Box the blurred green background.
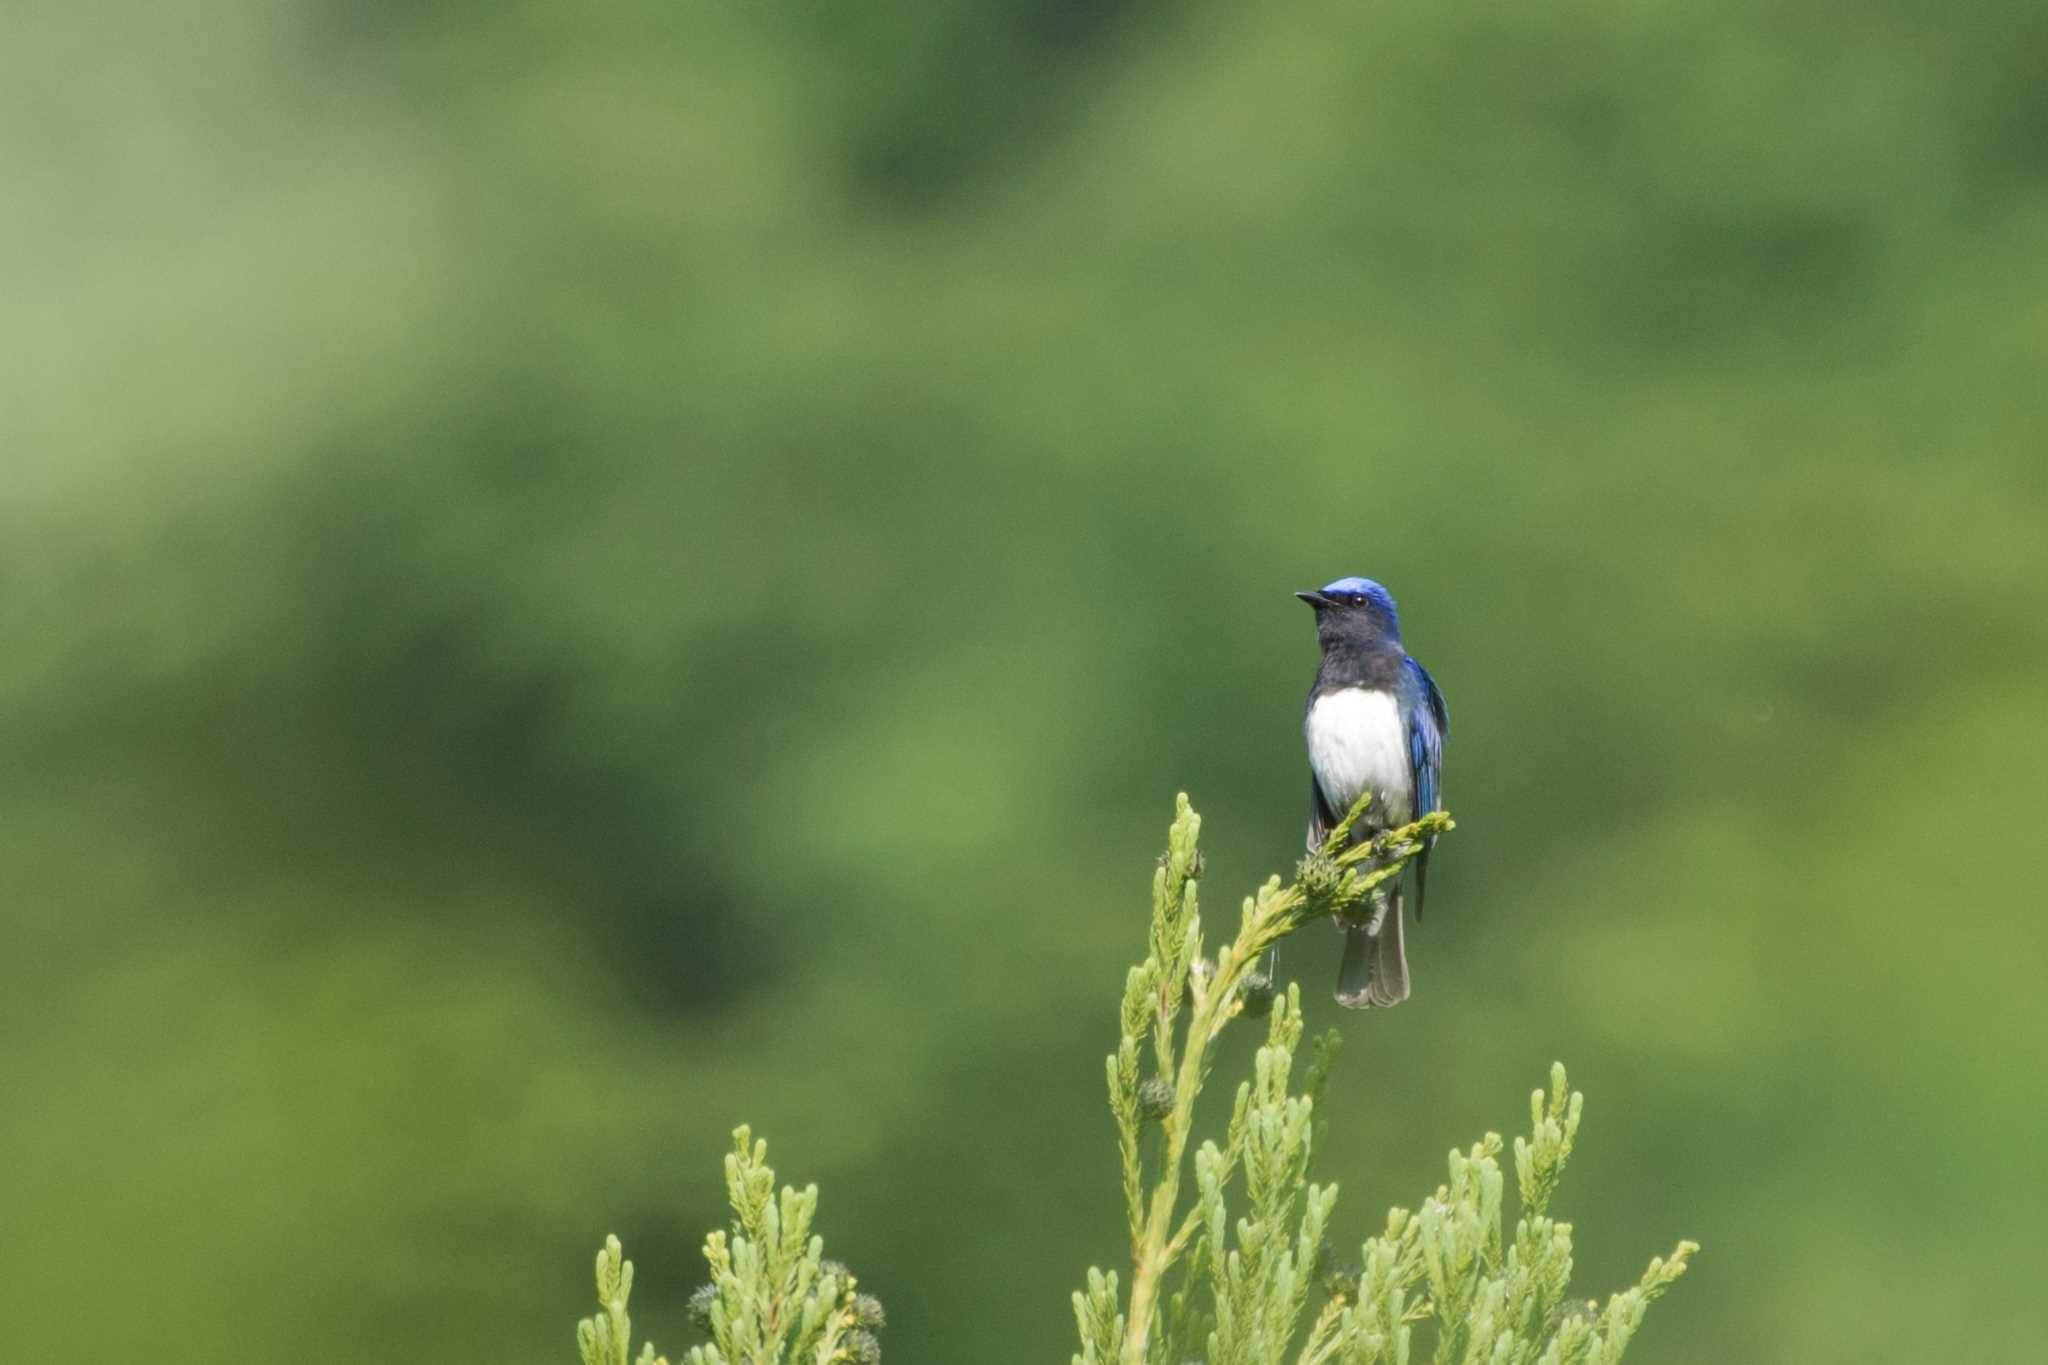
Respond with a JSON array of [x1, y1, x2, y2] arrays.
[[5, 0, 2045, 1360]]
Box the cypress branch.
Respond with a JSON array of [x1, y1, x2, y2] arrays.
[[1074, 793, 1693, 1365], [568, 792, 1695, 1365]]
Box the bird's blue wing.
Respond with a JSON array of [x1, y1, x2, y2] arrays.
[[1405, 657, 1447, 813], [1403, 656, 1449, 917]]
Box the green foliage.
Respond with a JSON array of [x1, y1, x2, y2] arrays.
[[1078, 794, 1695, 1365], [581, 1128, 879, 1365], [576, 1237, 656, 1365], [576, 793, 1691, 1365]]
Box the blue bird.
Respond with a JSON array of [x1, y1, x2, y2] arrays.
[[1295, 576, 1449, 1008]]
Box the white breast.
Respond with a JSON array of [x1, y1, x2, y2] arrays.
[[1305, 688, 1413, 825]]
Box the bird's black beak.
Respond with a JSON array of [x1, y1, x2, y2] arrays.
[[1295, 590, 1332, 608]]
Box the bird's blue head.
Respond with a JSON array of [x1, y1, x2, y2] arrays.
[[1296, 576, 1402, 646]]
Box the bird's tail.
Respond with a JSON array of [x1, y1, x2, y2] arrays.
[[1333, 886, 1411, 1009]]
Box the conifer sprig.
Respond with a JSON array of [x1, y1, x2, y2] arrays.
[[578, 1129, 882, 1365], [576, 1236, 661, 1365], [1099, 793, 1453, 1365], [1074, 793, 1696, 1365]]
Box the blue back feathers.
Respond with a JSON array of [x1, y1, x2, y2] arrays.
[[1403, 655, 1449, 817]]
